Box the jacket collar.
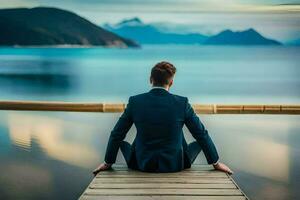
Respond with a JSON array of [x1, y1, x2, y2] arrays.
[[149, 87, 170, 95], [151, 86, 168, 91]]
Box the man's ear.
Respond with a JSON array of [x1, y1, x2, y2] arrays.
[[169, 79, 173, 87], [150, 77, 153, 84]]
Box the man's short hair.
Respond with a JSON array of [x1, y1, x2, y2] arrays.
[[151, 61, 176, 86]]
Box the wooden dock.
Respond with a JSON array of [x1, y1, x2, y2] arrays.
[[79, 165, 248, 200]]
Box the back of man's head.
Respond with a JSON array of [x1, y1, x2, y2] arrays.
[[150, 61, 176, 87]]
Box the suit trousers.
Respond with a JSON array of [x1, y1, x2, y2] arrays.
[[120, 138, 202, 170]]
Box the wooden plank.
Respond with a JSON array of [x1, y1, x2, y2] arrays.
[[104, 169, 220, 173], [93, 178, 232, 184], [99, 168, 220, 172], [109, 165, 215, 171], [96, 171, 228, 178], [79, 165, 248, 200], [98, 171, 226, 175], [83, 188, 243, 196], [96, 174, 227, 178], [1, 100, 299, 114], [107, 168, 217, 172], [80, 196, 247, 200], [89, 183, 237, 189], [100, 170, 220, 174]]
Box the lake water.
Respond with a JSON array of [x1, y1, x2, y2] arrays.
[[0, 45, 299, 200]]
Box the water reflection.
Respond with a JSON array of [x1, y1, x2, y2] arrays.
[[233, 137, 289, 182], [0, 59, 77, 96], [8, 113, 99, 168], [0, 112, 299, 200], [196, 115, 299, 200], [0, 136, 91, 200], [0, 46, 300, 199], [288, 128, 300, 199], [204, 116, 294, 182], [0, 74, 73, 91], [0, 160, 53, 199], [0, 46, 299, 103]]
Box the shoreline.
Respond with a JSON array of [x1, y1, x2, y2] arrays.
[[0, 43, 298, 49], [0, 44, 141, 49]]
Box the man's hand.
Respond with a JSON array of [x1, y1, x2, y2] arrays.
[[93, 163, 112, 176], [213, 162, 233, 174]]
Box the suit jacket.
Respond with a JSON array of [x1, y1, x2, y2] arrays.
[[104, 88, 219, 172]]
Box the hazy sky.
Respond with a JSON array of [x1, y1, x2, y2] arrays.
[[0, 0, 299, 42]]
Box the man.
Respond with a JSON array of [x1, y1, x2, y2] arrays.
[[93, 61, 232, 174]]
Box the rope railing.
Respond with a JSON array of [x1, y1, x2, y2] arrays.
[[0, 100, 299, 114]]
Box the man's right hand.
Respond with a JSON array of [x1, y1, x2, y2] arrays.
[[92, 163, 112, 176], [213, 162, 233, 174]]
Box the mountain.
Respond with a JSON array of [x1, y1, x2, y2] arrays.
[[204, 29, 282, 45], [104, 18, 208, 44], [0, 7, 139, 47], [116, 17, 144, 27], [105, 18, 282, 46]]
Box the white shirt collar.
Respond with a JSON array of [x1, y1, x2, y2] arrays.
[[151, 86, 168, 91]]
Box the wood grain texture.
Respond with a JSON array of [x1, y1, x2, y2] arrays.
[[79, 165, 249, 200], [95, 174, 228, 178], [93, 178, 232, 184], [83, 188, 243, 196], [80, 196, 247, 200], [0, 100, 299, 114], [89, 183, 237, 189]]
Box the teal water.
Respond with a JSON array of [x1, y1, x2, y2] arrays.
[[0, 45, 299, 103], [0, 45, 299, 200]]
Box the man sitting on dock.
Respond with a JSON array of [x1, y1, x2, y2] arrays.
[[93, 61, 232, 174]]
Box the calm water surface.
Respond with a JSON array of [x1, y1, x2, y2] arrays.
[[0, 45, 299, 200]]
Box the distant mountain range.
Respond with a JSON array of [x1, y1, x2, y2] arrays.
[[205, 29, 281, 45], [0, 7, 138, 47], [104, 17, 208, 44], [0, 8, 288, 47], [104, 18, 282, 45]]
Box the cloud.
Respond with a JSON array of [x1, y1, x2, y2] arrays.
[[0, 0, 299, 41], [1, 0, 300, 12], [0, 0, 36, 8]]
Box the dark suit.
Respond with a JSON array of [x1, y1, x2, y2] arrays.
[[104, 88, 219, 172]]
